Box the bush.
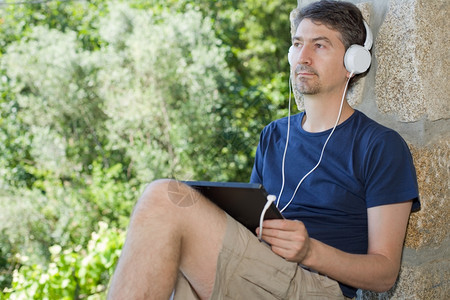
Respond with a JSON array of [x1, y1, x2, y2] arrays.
[[0, 0, 295, 295], [0, 162, 139, 292], [3, 222, 124, 299]]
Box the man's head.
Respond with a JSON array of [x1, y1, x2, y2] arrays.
[[290, 0, 370, 89]]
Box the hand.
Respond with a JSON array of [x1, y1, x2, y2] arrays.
[[256, 219, 311, 263]]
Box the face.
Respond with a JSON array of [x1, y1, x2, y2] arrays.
[[290, 19, 349, 96]]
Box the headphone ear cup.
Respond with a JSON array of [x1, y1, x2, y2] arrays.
[[288, 45, 294, 66], [344, 45, 371, 74]]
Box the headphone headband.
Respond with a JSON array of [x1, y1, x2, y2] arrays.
[[362, 21, 373, 51]]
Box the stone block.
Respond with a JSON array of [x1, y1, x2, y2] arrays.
[[375, 0, 450, 122], [405, 137, 449, 249], [360, 259, 450, 299]]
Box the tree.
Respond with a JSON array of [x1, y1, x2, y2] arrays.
[[0, 0, 297, 295]]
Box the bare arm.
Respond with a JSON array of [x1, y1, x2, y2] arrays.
[[257, 200, 413, 292]]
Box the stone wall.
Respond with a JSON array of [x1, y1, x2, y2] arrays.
[[296, 0, 449, 298]]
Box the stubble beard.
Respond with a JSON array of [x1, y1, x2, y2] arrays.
[[293, 65, 321, 95], [294, 77, 321, 95]]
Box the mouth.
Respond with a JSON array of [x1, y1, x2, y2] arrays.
[[297, 72, 315, 77], [294, 65, 318, 77]]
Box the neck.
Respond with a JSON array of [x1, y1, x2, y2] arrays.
[[302, 89, 354, 133]]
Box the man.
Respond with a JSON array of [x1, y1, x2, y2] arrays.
[[107, 1, 420, 299]]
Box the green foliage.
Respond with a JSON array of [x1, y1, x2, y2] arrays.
[[0, 0, 112, 189], [163, 0, 296, 179], [0, 71, 34, 189], [3, 25, 109, 176], [0, 163, 139, 292], [96, 4, 237, 181], [82, 162, 140, 229], [0, 0, 108, 54], [4, 222, 124, 299], [0, 0, 297, 296]]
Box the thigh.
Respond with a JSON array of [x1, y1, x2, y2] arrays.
[[166, 180, 228, 298], [132, 179, 228, 299]]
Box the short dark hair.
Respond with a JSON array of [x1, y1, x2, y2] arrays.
[[290, 0, 369, 85]]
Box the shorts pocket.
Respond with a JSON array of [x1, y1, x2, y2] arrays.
[[224, 239, 298, 299]]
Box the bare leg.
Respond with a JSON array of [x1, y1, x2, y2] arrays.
[[107, 179, 227, 300]]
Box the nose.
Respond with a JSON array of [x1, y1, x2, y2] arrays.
[[289, 45, 312, 68], [297, 45, 312, 65]]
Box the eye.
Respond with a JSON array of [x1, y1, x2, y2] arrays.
[[315, 43, 324, 49]]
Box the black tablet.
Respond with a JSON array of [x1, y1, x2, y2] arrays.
[[183, 181, 283, 233]]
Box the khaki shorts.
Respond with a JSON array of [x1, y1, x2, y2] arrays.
[[173, 214, 346, 300]]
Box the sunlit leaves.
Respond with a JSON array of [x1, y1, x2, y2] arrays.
[[5, 222, 124, 299], [0, 0, 295, 297]]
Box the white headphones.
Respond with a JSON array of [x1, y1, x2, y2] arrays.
[[288, 20, 373, 75]]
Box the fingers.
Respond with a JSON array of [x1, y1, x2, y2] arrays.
[[259, 219, 307, 236], [256, 219, 310, 262], [261, 219, 300, 230], [260, 227, 307, 249], [255, 219, 303, 243], [265, 231, 309, 262]]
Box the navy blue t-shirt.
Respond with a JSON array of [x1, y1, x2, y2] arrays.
[[250, 110, 420, 298]]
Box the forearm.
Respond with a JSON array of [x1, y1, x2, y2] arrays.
[[302, 238, 400, 292], [260, 203, 411, 292]]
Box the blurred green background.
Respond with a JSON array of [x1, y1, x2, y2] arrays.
[[0, 0, 295, 298]]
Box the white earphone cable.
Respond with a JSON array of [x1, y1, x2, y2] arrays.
[[278, 71, 354, 213], [275, 73, 293, 208], [258, 71, 354, 240], [258, 194, 276, 240]]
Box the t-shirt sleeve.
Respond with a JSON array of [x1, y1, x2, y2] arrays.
[[363, 131, 420, 210]]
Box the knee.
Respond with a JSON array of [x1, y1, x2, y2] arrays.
[[136, 179, 174, 209], [133, 179, 198, 217], [142, 178, 175, 199]]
